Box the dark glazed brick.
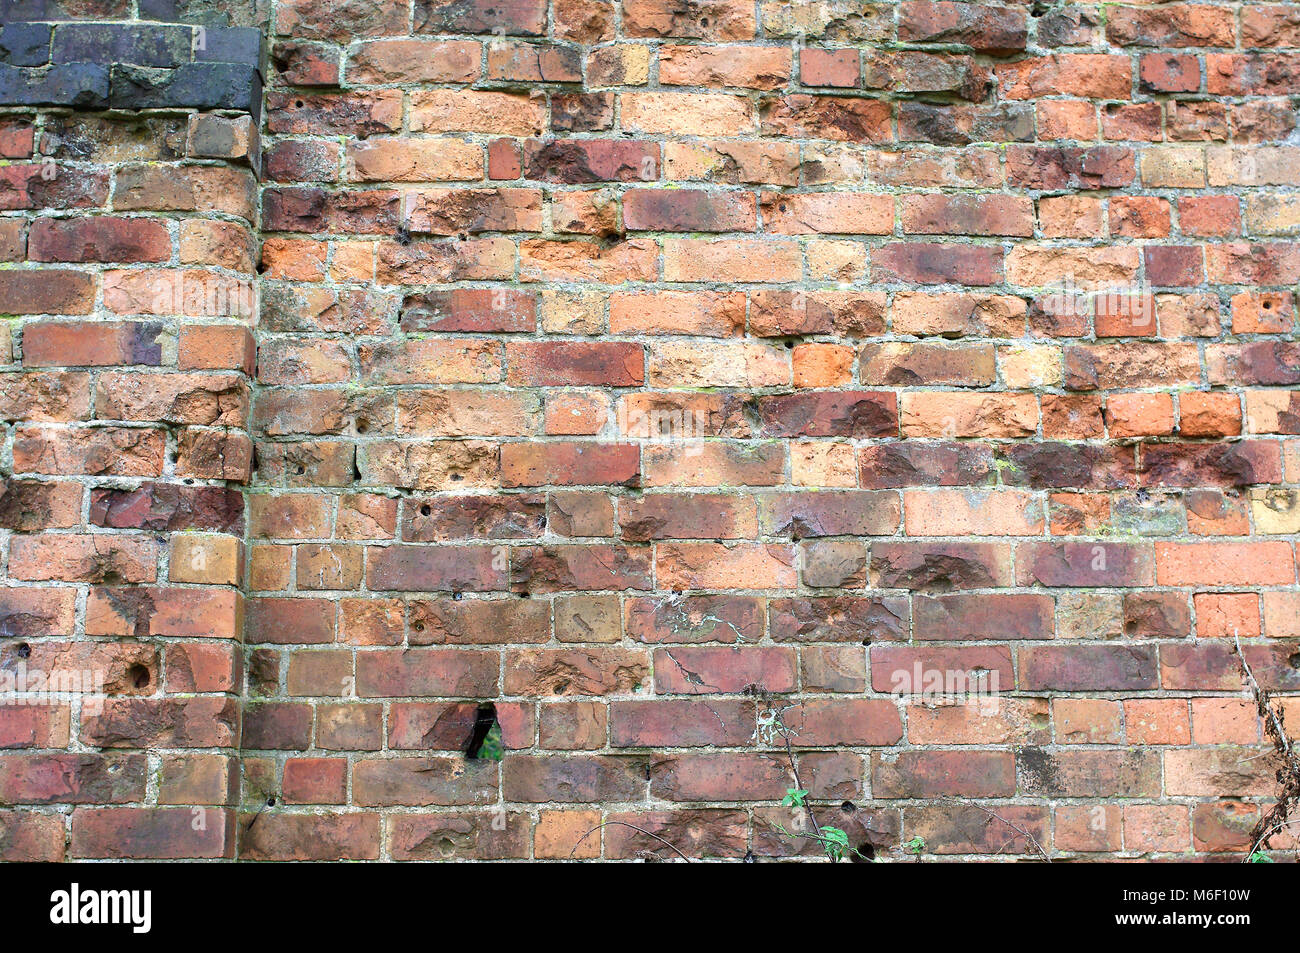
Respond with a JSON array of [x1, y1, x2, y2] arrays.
[[137, 0, 178, 18], [0, 62, 108, 107], [193, 26, 265, 69], [50, 23, 193, 69], [109, 62, 260, 112], [0, 23, 51, 66]]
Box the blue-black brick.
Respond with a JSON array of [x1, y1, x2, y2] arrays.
[[192, 26, 263, 69], [0, 23, 51, 67], [137, 0, 179, 19], [0, 62, 108, 107], [109, 62, 260, 112], [0, 0, 58, 22], [50, 23, 193, 69]]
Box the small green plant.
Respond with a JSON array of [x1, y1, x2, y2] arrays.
[[906, 836, 926, 857], [759, 707, 870, 862], [475, 722, 503, 761], [818, 826, 851, 862], [1248, 851, 1274, 864]]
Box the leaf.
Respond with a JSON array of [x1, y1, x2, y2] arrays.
[[819, 826, 849, 847]]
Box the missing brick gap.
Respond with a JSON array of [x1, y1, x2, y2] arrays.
[[465, 703, 503, 761], [127, 664, 150, 690]]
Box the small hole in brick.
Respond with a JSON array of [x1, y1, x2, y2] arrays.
[[412, 620, 425, 633], [15, 643, 30, 659], [295, 465, 305, 475], [1264, 301, 1273, 310], [466, 703, 502, 760], [841, 801, 855, 813], [266, 796, 277, 807], [420, 504, 432, 516], [450, 473, 464, 482], [128, 664, 150, 690], [452, 591, 464, 601], [853, 843, 876, 862], [294, 100, 304, 108], [356, 418, 370, 434], [1289, 652, 1300, 670], [517, 590, 529, 598]]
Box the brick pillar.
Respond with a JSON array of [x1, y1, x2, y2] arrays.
[[0, 7, 263, 860]]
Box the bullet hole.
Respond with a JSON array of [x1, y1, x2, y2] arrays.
[[1263, 300, 1273, 310], [266, 796, 277, 807], [420, 504, 432, 516], [15, 643, 30, 659], [465, 703, 502, 760], [412, 620, 425, 633], [294, 100, 304, 108], [355, 418, 370, 434], [127, 664, 151, 690], [840, 801, 855, 814], [295, 465, 306, 475]]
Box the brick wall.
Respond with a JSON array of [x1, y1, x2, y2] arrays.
[[0, 2, 261, 859], [2, 0, 1299, 861]]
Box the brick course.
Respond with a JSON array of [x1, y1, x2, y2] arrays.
[[0, 0, 1298, 861]]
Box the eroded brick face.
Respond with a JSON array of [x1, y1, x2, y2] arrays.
[[1, 0, 1299, 862]]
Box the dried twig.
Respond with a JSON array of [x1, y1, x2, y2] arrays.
[[1234, 635, 1300, 859], [945, 797, 1052, 862], [568, 821, 692, 862]]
